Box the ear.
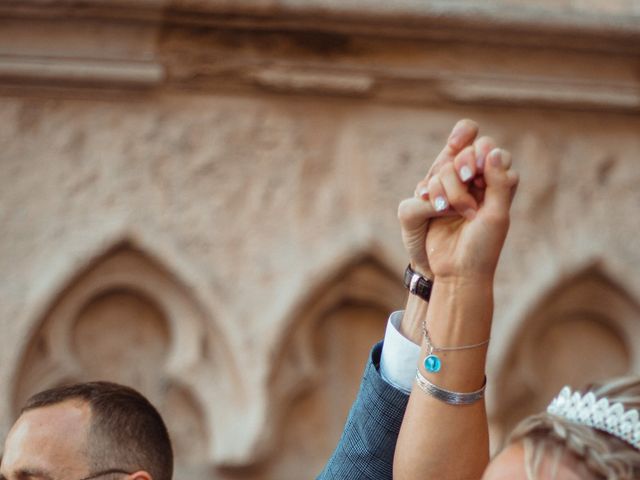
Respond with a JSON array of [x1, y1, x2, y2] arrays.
[[127, 471, 153, 480]]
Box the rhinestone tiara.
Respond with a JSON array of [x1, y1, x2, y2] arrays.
[[547, 386, 640, 450]]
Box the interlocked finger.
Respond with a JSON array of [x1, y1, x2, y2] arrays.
[[438, 161, 478, 221], [422, 119, 479, 185], [427, 176, 449, 214], [473, 136, 497, 171], [453, 145, 477, 184]]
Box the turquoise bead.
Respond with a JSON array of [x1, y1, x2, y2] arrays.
[[424, 354, 441, 373]]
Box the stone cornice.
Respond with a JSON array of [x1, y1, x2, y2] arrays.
[[4, 0, 640, 45], [1, 0, 639, 112], [174, 1, 640, 49]]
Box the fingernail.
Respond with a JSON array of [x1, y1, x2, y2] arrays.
[[489, 148, 502, 167], [418, 186, 429, 199], [501, 151, 512, 169], [459, 165, 473, 182], [434, 196, 448, 212], [464, 208, 477, 221], [476, 152, 486, 169]]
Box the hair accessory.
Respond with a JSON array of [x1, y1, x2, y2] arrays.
[[547, 386, 640, 451], [415, 369, 486, 405], [422, 320, 490, 373], [403, 264, 433, 302]]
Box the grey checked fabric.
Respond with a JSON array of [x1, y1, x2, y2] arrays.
[[318, 341, 410, 480]]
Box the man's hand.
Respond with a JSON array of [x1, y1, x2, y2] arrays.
[[397, 119, 480, 277]]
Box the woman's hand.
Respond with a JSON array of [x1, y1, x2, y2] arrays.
[[424, 146, 519, 282]]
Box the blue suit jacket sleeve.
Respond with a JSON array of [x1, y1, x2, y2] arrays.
[[317, 341, 410, 480]]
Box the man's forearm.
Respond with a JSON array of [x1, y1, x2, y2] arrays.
[[318, 342, 410, 480], [399, 293, 429, 345]]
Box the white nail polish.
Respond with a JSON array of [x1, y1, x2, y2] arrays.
[[418, 186, 429, 198], [460, 165, 473, 182], [434, 196, 448, 212]]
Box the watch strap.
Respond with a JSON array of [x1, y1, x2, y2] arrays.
[[403, 264, 433, 302]]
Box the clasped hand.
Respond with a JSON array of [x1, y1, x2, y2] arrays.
[[398, 120, 519, 283]]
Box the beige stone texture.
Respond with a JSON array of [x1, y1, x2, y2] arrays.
[[1, 1, 640, 478]]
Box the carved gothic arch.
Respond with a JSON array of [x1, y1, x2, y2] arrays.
[[490, 262, 640, 447], [270, 248, 404, 387], [237, 248, 406, 473], [10, 232, 247, 474]]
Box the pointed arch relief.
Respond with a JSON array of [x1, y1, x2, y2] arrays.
[[251, 253, 406, 477], [491, 265, 640, 448], [12, 240, 242, 476]]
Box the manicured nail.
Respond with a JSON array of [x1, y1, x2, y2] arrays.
[[476, 152, 486, 169], [489, 148, 502, 167], [434, 196, 448, 212], [418, 186, 430, 199], [464, 208, 477, 221], [459, 165, 473, 182]]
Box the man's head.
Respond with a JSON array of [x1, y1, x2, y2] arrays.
[[1, 381, 173, 480]]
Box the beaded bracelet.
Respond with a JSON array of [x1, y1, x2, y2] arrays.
[[415, 369, 486, 406], [422, 320, 490, 373]]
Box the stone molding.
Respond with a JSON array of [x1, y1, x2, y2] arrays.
[[1, 1, 639, 111], [5, 1, 640, 36]]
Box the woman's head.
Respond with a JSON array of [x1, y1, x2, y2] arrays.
[[484, 377, 640, 480]]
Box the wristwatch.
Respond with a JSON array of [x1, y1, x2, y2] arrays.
[[403, 264, 433, 302]]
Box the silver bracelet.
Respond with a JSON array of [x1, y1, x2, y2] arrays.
[[415, 369, 486, 406], [422, 320, 490, 373]]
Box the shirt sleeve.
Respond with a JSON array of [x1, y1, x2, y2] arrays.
[[379, 310, 421, 394]]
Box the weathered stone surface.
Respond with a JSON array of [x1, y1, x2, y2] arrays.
[[1, 0, 640, 477]]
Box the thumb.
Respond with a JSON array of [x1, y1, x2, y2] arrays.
[[482, 148, 519, 221], [398, 196, 450, 275], [397, 196, 449, 231]]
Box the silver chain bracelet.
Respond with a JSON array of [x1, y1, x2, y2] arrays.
[[422, 320, 490, 373], [415, 369, 486, 406]]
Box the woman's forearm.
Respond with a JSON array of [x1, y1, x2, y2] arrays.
[[393, 123, 517, 479], [394, 277, 493, 480]]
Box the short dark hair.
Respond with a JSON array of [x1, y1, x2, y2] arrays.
[[22, 381, 173, 480]]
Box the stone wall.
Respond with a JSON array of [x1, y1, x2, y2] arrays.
[[1, 1, 640, 478]]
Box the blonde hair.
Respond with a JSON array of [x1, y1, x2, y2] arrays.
[[507, 377, 640, 480]]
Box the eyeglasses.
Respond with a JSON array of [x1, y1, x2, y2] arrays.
[[78, 469, 132, 480]]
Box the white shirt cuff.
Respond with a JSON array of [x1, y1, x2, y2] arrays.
[[379, 310, 421, 394]]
